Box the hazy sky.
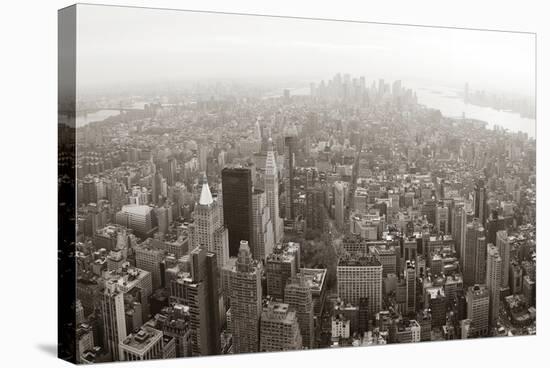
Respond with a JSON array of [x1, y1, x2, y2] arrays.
[[76, 4, 535, 95]]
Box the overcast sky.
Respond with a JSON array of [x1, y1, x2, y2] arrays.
[[76, 4, 535, 96]]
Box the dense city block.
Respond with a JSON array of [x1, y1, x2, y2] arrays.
[[67, 73, 535, 363]]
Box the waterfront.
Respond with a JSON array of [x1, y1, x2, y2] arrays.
[[411, 83, 536, 138]]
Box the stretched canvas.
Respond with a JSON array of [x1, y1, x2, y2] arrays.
[[58, 4, 536, 364]]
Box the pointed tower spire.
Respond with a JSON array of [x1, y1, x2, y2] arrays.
[[198, 172, 214, 206], [265, 137, 277, 176]]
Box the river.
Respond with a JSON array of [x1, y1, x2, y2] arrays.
[[408, 82, 536, 138], [76, 109, 121, 128], [76, 86, 536, 138]]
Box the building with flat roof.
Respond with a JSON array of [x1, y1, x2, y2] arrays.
[[221, 167, 254, 257], [391, 319, 421, 344], [298, 268, 327, 317], [165, 247, 220, 356], [337, 255, 382, 316], [260, 302, 302, 352], [226, 241, 262, 354], [285, 274, 315, 349], [149, 304, 193, 358], [466, 284, 489, 338], [119, 326, 163, 361], [463, 220, 485, 287], [486, 243, 502, 329], [266, 243, 300, 300], [116, 204, 156, 238]]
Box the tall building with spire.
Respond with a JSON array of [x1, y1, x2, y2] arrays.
[[251, 189, 275, 261], [191, 173, 229, 269], [334, 181, 347, 231], [265, 138, 284, 244], [226, 241, 262, 353]]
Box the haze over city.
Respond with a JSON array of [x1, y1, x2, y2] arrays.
[[76, 5, 535, 97]]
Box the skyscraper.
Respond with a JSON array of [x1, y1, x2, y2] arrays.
[[192, 173, 229, 269], [266, 243, 300, 301], [305, 187, 325, 232], [284, 127, 298, 220], [463, 219, 485, 287], [135, 244, 165, 290], [221, 167, 254, 257], [451, 203, 466, 260], [284, 275, 315, 349], [466, 284, 489, 338], [265, 138, 283, 244], [475, 235, 487, 285], [198, 145, 208, 173], [486, 243, 501, 329], [474, 180, 487, 226], [167, 247, 220, 356], [101, 282, 127, 361], [162, 157, 177, 186], [405, 261, 416, 314], [227, 241, 262, 354], [260, 302, 303, 352], [435, 205, 449, 234], [251, 189, 275, 261], [334, 181, 346, 231], [496, 230, 510, 290], [337, 255, 382, 316], [119, 326, 164, 361]]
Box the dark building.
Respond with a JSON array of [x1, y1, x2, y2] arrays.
[[305, 187, 325, 232], [486, 213, 512, 245], [429, 290, 446, 328], [205, 252, 221, 355], [222, 167, 254, 257], [161, 157, 177, 186], [463, 219, 486, 287], [167, 247, 220, 356], [284, 135, 298, 219], [474, 179, 487, 226], [421, 199, 437, 227]]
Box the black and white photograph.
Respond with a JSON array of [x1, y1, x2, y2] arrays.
[[57, 3, 537, 363], [1, 1, 548, 368]]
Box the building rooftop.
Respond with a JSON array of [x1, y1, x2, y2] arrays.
[[120, 204, 153, 216], [262, 302, 296, 323], [338, 255, 382, 268], [298, 268, 327, 292], [120, 326, 163, 353]]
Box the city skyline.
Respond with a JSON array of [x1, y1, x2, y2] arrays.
[[59, 4, 536, 365]]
